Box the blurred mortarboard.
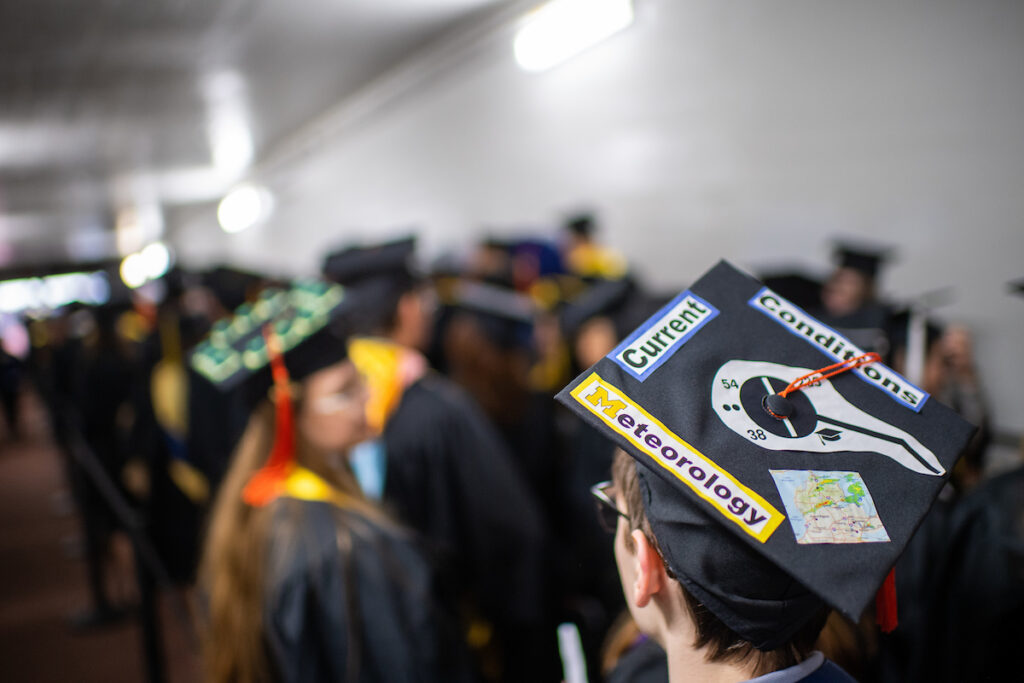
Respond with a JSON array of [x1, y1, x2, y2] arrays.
[[189, 279, 354, 410], [559, 277, 667, 343], [559, 278, 634, 338], [320, 237, 422, 335], [1008, 278, 1024, 297], [202, 265, 270, 312], [448, 279, 537, 350], [450, 280, 536, 325], [832, 242, 894, 277], [758, 270, 823, 313], [321, 236, 416, 286], [565, 212, 596, 238], [557, 260, 974, 649]]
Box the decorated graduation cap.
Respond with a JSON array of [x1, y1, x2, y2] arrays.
[[556, 260, 975, 649], [190, 279, 354, 412]]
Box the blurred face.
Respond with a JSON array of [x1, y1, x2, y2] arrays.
[[298, 360, 371, 453], [575, 316, 618, 368], [395, 286, 436, 351], [822, 268, 872, 317]]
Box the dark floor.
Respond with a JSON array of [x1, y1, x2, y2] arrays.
[[0, 392, 201, 683]]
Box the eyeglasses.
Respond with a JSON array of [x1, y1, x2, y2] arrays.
[[591, 481, 629, 533]]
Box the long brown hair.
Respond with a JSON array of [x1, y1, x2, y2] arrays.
[[199, 389, 386, 683]]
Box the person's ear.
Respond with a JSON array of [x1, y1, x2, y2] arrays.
[[629, 529, 667, 608]]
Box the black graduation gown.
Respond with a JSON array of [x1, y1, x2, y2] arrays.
[[381, 373, 557, 680], [604, 637, 668, 683], [263, 497, 472, 683], [928, 467, 1024, 683]]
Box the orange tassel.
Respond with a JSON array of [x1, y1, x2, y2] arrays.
[[242, 326, 295, 506], [876, 568, 898, 633]]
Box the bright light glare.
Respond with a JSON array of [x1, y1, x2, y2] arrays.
[[0, 272, 109, 313], [120, 242, 172, 289], [514, 0, 634, 73], [217, 184, 273, 234], [120, 253, 148, 289], [140, 242, 172, 280], [210, 113, 254, 172]]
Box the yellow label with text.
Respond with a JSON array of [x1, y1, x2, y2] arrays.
[[571, 372, 784, 543]]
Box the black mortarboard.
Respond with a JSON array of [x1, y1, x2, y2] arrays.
[[321, 236, 416, 286], [759, 271, 824, 313], [202, 265, 270, 312], [833, 243, 892, 277], [558, 277, 634, 338], [189, 279, 354, 410], [448, 279, 536, 351], [565, 212, 596, 238], [556, 260, 974, 649], [320, 237, 421, 335], [451, 280, 535, 325], [1008, 278, 1024, 297], [559, 277, 667, 344]]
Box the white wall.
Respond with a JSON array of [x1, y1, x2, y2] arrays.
[[174, 0, 1024, 441]]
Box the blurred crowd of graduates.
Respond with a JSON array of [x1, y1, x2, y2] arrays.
[[1, 213, 1020, 682]]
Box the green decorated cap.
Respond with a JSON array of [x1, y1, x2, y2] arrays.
[[190, 279, 352, 406]]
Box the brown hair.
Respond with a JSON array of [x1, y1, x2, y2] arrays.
[[199, 389, 386, 683], [611, 449, 827, 677]]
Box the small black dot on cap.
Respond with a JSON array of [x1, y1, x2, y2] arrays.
[[764, 393, 793, 419]]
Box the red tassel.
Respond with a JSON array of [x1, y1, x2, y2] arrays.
[[876, 568, 898, 633], [242, 326, 295, 507]]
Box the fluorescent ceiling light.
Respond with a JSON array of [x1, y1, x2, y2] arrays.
[[514, 0, 634, 73], [217, 184, 273, 234]]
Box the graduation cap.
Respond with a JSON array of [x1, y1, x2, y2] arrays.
[[447, 279, 537, 350], [556, 260, 974, 649], [321, 237, 422, 335], [202, 265, 271, 312], [321, 236, 416, 285], [565, 212, 596, 238], [189, 279, 353, 411], [559, 277, 667, 344], [558, 277, 634, 338], [758, 270, 823, 313], [832, 242, 893, 278]]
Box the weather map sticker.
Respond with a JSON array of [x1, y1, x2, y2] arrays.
[[770, 470, 890, 544], [711, 360, 945, 476]]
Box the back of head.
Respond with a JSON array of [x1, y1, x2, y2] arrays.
[[611, 449, 827, 675]]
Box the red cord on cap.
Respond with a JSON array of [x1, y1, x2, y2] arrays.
[[876, 568, 898, 633], [763, 352, 882, 420], [242, 326, 295, 507], [779, 352, 881, 398]]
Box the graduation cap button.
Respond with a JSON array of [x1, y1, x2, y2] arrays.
[[763, 393, 794, 419]]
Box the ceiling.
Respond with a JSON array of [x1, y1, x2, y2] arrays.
[[0, 0, 514, 273]]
